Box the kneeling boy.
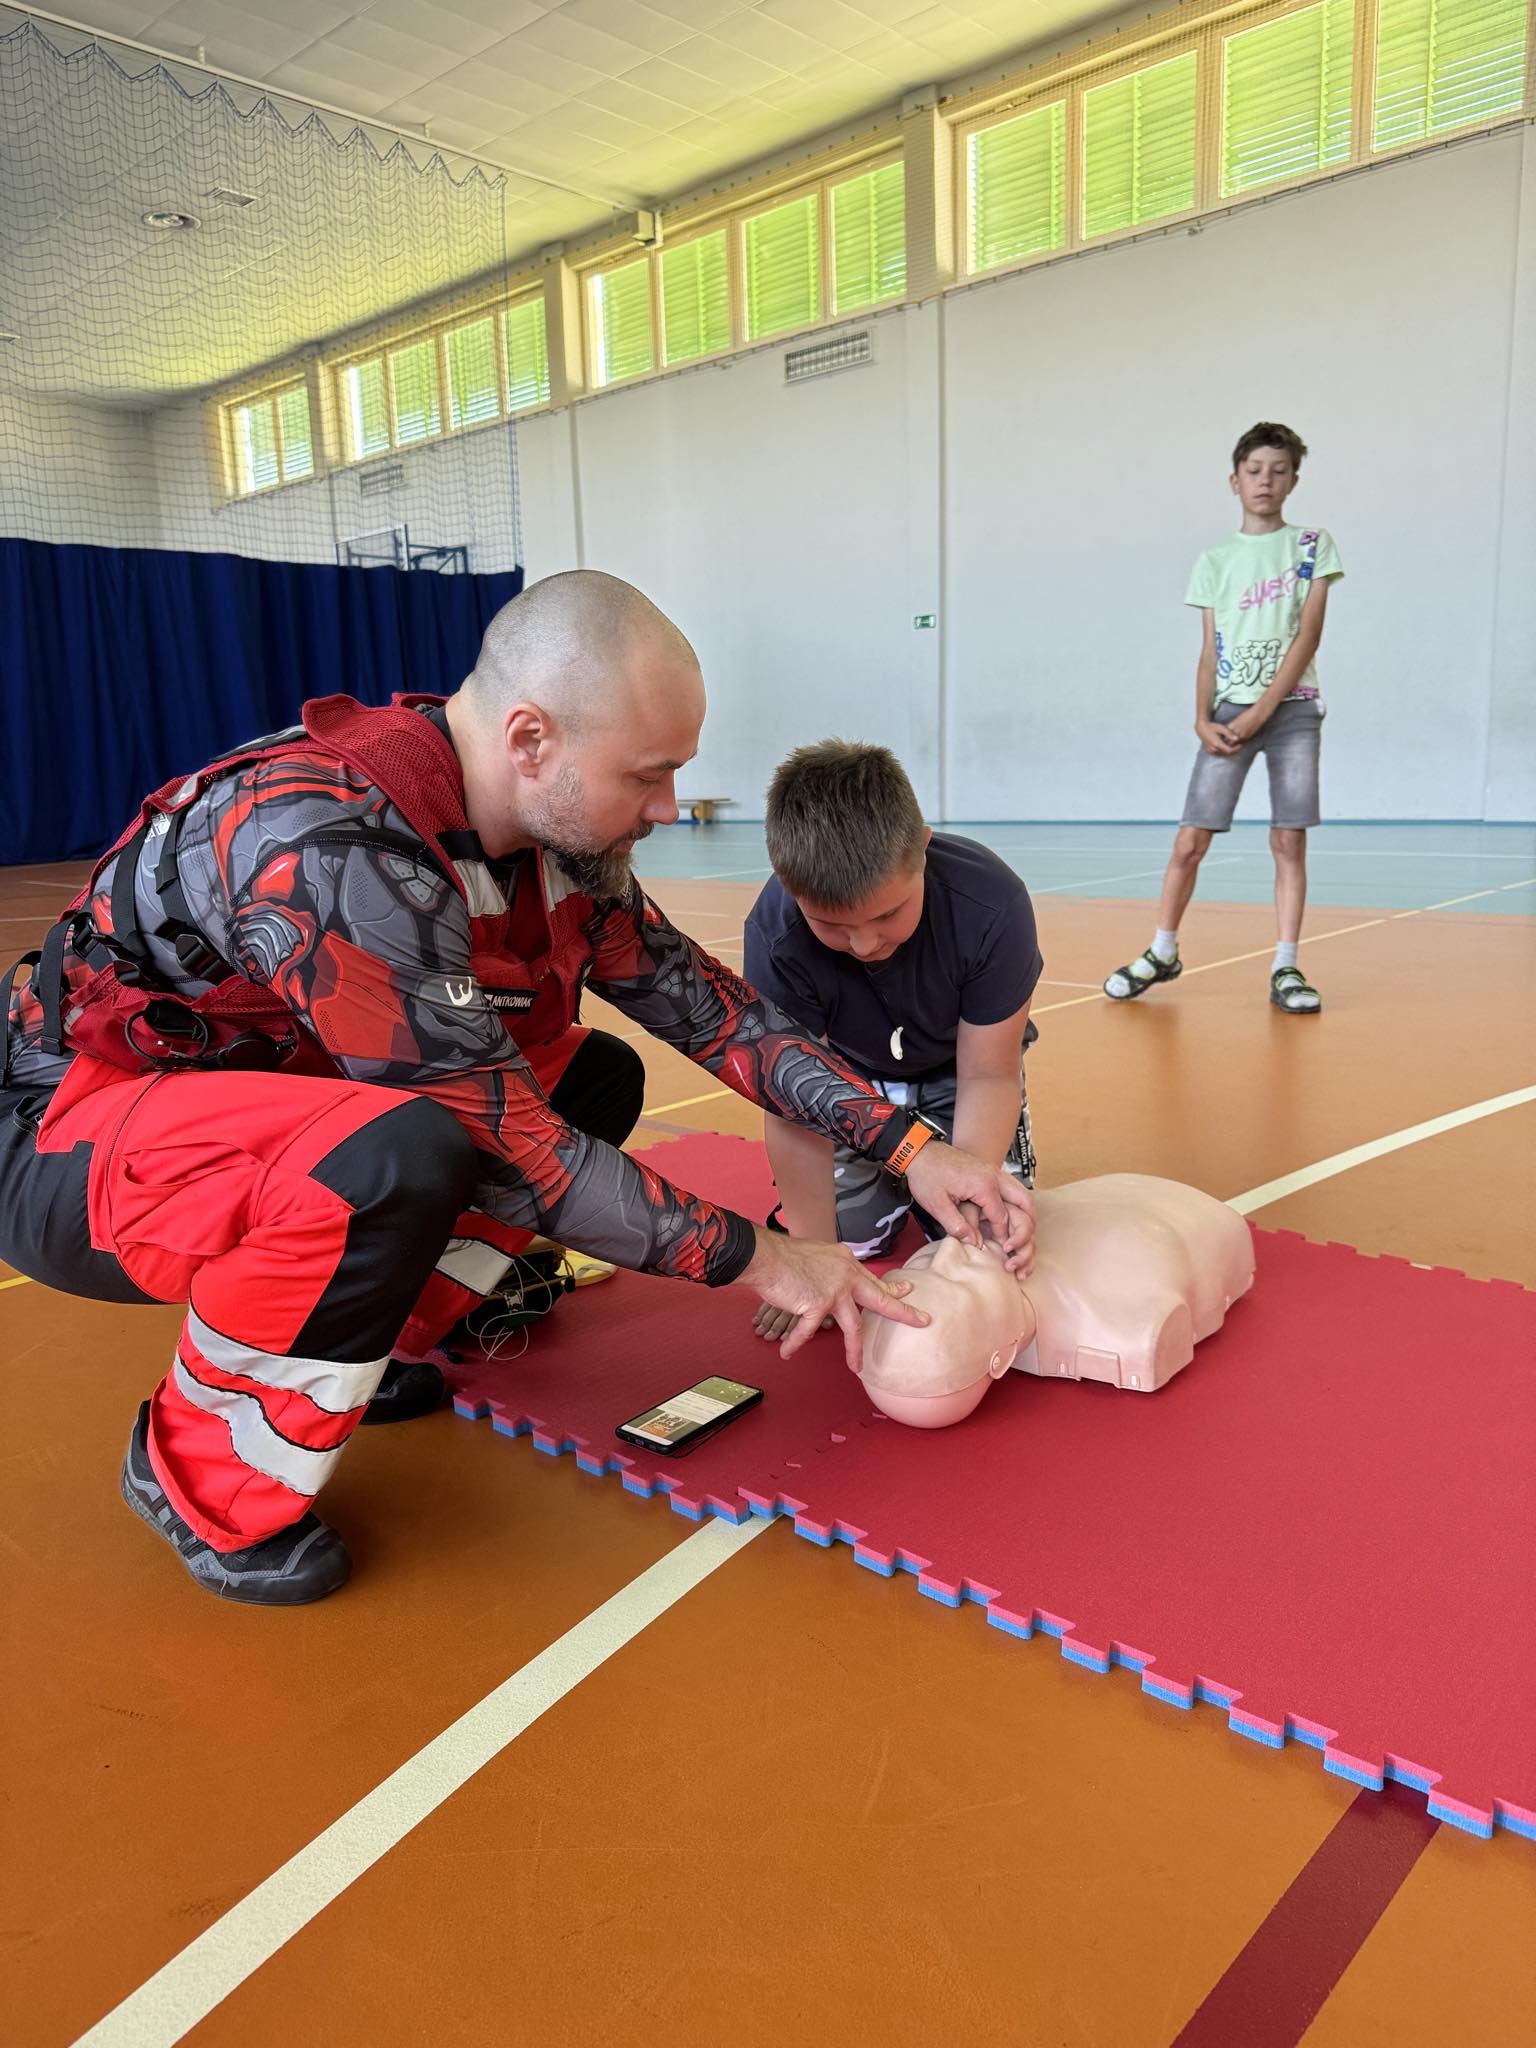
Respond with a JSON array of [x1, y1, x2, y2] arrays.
[[745, 743, 1041, 1302]]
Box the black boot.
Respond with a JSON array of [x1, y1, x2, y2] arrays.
[[359, 1356, 446, 1425], [119, 1402, 352, 1605]]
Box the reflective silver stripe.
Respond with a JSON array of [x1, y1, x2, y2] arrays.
[[453, 859, 506, 918], [173, 1358, 341, 1498], [187, 1307, 387, 1417], [435, 1235, 513, 1297]]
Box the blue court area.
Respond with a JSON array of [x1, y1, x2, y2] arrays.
[[641, 821, 1536, 915]]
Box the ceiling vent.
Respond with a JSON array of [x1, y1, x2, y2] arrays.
[[204, 186, 258, 209], [359, 461, 405, 498], [784, 331, 873, 384]]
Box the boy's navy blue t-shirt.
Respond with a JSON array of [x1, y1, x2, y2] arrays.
[[743, 834, 1041, 1083]]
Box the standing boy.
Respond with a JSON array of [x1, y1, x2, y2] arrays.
[[1103, 422, 1343, 1013], [745, 742, 1041, 1333]]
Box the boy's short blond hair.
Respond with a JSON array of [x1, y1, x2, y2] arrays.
[[765, 741, 926, 910]]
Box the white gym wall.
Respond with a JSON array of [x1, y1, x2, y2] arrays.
[[520, 124, 1535, 824]]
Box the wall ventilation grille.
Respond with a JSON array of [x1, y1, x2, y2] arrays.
[[784, 331, 873, 383], [358, 461, 405, 498]]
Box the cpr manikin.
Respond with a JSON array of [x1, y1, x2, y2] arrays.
[[857, 1174, 1255, 1428]]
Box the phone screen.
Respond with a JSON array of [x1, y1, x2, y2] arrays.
[[616, 1375, 762, 1455]]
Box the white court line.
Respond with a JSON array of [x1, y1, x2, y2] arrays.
[[989, 846, 1534, 859], [1227, 1086, 1536, 1215], [685, 866, 772, 881], [71, 1515, 771, 2048], [1034, 857, 1238, 897]]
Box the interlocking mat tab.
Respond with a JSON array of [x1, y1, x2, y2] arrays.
[[451, 1135, 1536, 1840]]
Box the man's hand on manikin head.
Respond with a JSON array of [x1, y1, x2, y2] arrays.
[[903, 1147, 1035, 1273]]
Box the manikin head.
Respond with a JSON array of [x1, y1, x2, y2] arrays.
[[1228, 421, 1307, 531], [445, 571, 705, 896], [765, 741, 932, 964], [857, 1174, 1257, 1429], [859, 1235, 1033, 1428]]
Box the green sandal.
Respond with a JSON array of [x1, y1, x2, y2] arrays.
[[1270, 966, 1322, 1013], [1103, 949, 1183, 1001]]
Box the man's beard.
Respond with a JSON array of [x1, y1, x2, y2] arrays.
[[538, 766, 651, 901]]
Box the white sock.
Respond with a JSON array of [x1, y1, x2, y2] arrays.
[[1151, 929, 1179, 963], [1273, 941, 1299, 972]]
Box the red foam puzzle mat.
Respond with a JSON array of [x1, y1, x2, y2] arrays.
[[450, 1135, 1536, 1841], [447, 1135, 860, 1522]]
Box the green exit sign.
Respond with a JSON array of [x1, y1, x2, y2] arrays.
[[912, 613, 937, 629]]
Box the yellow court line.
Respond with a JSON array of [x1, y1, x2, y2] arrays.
[[0, 1273, 32, 1291], [72, 1516, 772, 2048], [644, 1087, 732, 1116], [1033, 878, 1535, 1017], [1416, 877, 1536, 909], [1228, 1085, 1536, 1214]]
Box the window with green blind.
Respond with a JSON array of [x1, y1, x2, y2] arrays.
[[1374, 0, 1528, 149], [230, 385, 314, 493], [388, 337, 441, 445], [968, 102, 1067, 271], [444, 316, 499, 430], [504, 296, 550, 411], [1222, 0, 1355, 196], [743, 191, 820, 340], [1082, 52, 1199, 239], [831, 160, 906, 313], [342, 359, 390, 461], [660, 230, 731, 364], [275, 385, 313, 479], [233, 400, 278, 493], [592, 259, 655, 385]]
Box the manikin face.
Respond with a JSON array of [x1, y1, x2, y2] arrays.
[[1229, 445, 1298, 524], [861, 1235, 1032, 1402], [796, 838, 931, 964], [522, 658, 703, 897]]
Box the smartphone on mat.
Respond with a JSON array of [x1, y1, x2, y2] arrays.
[[615, 1375, 763, 1457]]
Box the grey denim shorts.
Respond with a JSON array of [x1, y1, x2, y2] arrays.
[[1180, 695, 1324, 832]]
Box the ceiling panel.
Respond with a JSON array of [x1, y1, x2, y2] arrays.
[[0, 0, 1114, 402]]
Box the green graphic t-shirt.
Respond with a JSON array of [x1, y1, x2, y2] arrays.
[[1185, 524, 1344, 705]]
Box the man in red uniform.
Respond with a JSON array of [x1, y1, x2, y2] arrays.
[[0, 572, 1031, 1605]]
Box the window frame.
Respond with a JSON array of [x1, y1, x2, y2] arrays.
[[826, 155, 909, 315], [959, 92, 1073, 280], [328, 286, 551, 471], [1367, 0, 1532, 159], [580, 148, 906, 392], [656, 222, 736, 371], [220, 375, 316, 500], [586, 249, 662, 389], [1215, 0, 1362, 203], [1077, 41, 1205, 245]]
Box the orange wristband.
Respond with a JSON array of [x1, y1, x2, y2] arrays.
[[886, 1118, 937, 1177]]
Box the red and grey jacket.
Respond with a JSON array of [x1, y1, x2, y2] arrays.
[[3, 696, 914, 1285]]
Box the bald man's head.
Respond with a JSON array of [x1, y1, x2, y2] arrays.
[[445, 570, 706, 889], [463, 570, 700, 742]]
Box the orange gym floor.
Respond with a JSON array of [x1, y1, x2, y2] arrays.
[[3, 841, 1534, 2047]]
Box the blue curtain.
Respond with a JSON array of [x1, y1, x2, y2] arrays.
[[0, 540, 523, 864]]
